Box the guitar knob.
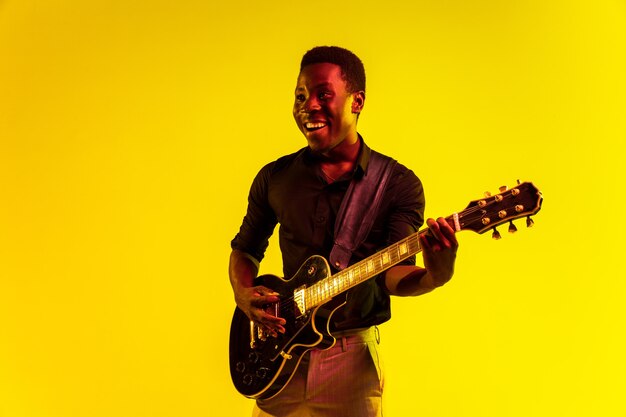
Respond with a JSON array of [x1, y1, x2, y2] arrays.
[[243, 374, 254, 386], [499, 186, 508, 192], [526, 216, 534, 228], [248, 352, 260, 364], [256, 367, 269, 379], [484, 191, 492, 197], [508, 221, 517, 234], [235, 362, 246, 373], [492, 227, 502, 240]]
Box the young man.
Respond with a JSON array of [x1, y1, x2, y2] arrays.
[[230, 46, 458, 417]]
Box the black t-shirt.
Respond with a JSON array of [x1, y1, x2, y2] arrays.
[[231, 138, 425, 330]]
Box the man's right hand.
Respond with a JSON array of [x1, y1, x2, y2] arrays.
[[234, 285, 286, 337], [229, 249, 286, 336]]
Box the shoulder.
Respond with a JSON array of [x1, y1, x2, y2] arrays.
[[369, 148, 422, 189], [256, 146, 309, 177], [369, 149, 425, 216], [248, 147, 310, 199]]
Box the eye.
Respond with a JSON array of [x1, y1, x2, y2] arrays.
[[318, 91, 332, 100]]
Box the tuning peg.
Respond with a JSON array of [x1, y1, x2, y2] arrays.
[[517, 179, 521, 185], [484, 191, 492, 197], [499, 186, 508, 192], [508, 221, 518, 233], [492, 227, 501, 240], [526, 216, 534, 228]]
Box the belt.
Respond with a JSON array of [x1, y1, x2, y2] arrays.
[[330, 326, 380, 351]]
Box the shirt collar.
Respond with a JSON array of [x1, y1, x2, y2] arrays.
[[302, 133, 371, 180], [354, 134, 371, 179]]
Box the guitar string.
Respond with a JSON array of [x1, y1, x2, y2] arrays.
[[272, 191, 528, 317], [273, 226, 428, 318], [273, 191, 526, 317]]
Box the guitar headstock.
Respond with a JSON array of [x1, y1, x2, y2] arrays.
[[456, 181, 542, 238]]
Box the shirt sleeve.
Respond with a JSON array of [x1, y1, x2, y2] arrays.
[[384, 165, 425, 266], [230, 163, 278, 263]]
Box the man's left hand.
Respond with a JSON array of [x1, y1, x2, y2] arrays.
[[420, 217, 458, 287]]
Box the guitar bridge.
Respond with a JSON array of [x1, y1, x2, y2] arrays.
[[249, 320, 270, 349], [249, 320, 256, 349]]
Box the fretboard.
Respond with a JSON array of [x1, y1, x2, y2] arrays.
[[298, 180, 542, 310], [303, 228, 430, 309]]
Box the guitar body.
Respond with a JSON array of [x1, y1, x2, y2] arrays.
[[229, 255, 345, 400]]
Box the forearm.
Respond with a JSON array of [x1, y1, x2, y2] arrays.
[[384, 264, 453, 297], [228, 249, 285, 334], [229, 249, 259, 292], [385, 217, 458, 296]]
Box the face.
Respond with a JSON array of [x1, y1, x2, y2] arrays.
[[293, 63, 364, 155]]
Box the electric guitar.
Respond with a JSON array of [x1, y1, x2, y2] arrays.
[[229, 181, 543, 399]]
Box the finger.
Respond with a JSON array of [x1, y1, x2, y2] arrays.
[[259, 313, 286, 335], [251, 308, 284, 326], [262, 324, 284, 338], [435, 217, 454, 248], [420, 232, 443, 254], [255, 286, 280, 297], [259, 315, 284, 329], [253, 287, 280, 304], [436, 217, 455, 235], [262, 311, 286, 324], [426, 217, 445, 242], [420, 231, 432, 250], [436, 217, 458, 246]]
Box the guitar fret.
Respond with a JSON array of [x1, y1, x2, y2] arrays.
[[399, 241, 408, 255], [389, 244, 399, 264], [382, 251, 388, 266]]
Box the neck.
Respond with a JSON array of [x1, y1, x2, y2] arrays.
[[318, 136, 360, 183], [322, 132, 361, 163]]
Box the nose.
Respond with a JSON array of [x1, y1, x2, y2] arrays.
[[301, 96, 321, 113]]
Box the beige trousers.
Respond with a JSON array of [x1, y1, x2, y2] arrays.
[[252, 327, 384, 417]]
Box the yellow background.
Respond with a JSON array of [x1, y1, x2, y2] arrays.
[[1, 1, 624, 416]]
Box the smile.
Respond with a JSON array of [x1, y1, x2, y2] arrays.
[[304, 122, 327, 131]]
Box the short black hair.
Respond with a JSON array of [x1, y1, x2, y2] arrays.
[[300, 46, 366, 93]]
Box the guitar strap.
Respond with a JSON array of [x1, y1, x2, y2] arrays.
[[329, 150, 397, 270]]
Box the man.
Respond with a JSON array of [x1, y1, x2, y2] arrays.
[[230, 46, 458, 417]]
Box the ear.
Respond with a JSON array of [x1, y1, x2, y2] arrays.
[[351, 91, 365, 114]]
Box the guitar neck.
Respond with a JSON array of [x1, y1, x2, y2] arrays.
[[301, 181, 543, 310], [304, 215, 455, 309]]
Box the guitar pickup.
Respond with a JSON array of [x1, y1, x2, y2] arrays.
[[293, 286, 306, 318]]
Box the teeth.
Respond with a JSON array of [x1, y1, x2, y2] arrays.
[[305, 122, 326, 129]]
